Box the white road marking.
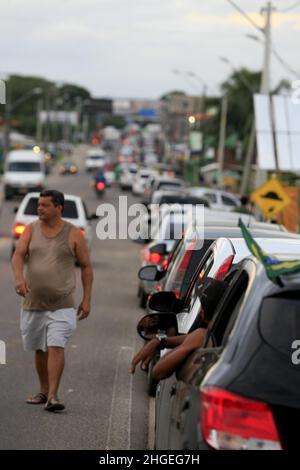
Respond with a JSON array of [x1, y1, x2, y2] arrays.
[[148, 397, 156, 450], [105, 345, 134, 450]]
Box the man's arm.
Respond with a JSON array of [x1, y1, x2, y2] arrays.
[[11, 224, 32, 297], [130, 335, 187, 374], [73, 228, 93, 320], [152, 328, 207, 381]]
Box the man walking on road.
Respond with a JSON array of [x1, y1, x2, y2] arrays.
[[11, 190, 93, 412]]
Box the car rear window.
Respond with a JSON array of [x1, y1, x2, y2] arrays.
[[24, 197, 79, 219], [158, 182, 182, 190], [259, 293, 300, 357], [88, 155, 104, 160], [8, 162, 41, 172]]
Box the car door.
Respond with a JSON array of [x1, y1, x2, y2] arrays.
[[167, 346, 223, 450], [166, 267, 251, 449], [155, 373, 179, 450]]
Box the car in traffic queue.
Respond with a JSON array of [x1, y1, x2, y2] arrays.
[[59, 160, 78, 175], [137, 209, 289, 310], [149, 236, 300, 335], [11, 192, 97, 257], [187, 187, 241, 212], [143, 175, 186, 206], [85, 148, 107, 172], [132, 168, 156, 196], [3, 149, 46, 200], [147, 254, 300, 450], [119, 164, 138, 190], [138, 225, 300, 395]]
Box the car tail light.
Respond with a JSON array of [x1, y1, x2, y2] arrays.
[[201, 387, 282, 450], [148, 252, 161, 264], [96, 181, 105, 191], [13, 223, 26, 237], [174, 290, 180, 299], [163, 260, 169, 270], [214, 255, 234, 280]]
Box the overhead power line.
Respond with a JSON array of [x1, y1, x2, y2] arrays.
[[278, 1, 300, 13], [226, 0, 263, 32], [271, 45, 300, 79]]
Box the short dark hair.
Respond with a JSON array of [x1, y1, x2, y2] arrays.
[[40, 189, 65, 209]]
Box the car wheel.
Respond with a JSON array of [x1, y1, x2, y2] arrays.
[[5, 190, 12, 200]]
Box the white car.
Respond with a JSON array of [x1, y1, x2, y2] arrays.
[[3, 150, 46, 200], [11, 192, 97, 256], [187, 187, 240, 212], [85, 149, 107, 172], [177, 236, 300, 334], [132, 169, 155, 196], [120, 164, 138, 190]]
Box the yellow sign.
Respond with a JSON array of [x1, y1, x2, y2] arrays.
[[251, 178, 291, 219]]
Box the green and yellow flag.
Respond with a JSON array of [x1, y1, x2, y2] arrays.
[[239, 219, 300, 281]]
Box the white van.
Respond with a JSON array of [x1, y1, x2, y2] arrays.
[[85, 148, 107, 172], [3, 150, 46, 200]]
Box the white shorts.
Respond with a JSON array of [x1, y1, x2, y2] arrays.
[[20, 308, 77, 352]]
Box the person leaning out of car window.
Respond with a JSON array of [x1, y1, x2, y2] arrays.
[[130, 278, 227, 379]]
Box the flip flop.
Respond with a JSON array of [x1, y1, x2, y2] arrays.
[[45, 399, 65, 412], [26, 393, 48, 405]]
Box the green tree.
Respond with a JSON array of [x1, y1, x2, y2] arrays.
[[3, 75, 91, 137]]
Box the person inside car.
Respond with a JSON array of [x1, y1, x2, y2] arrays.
[[130, 278, 227, 376]]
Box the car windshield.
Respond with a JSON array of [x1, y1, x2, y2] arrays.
[[8, 162, 41, 172], [24, 197, 79, 219], [165, 239, 213, 297], [158, 182, 182, 190]]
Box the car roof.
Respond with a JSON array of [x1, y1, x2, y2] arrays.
[[7, 150, 44, 161], [87, 149, 105, 156], [155, 176, 184, 183], [19, 192, 83, 203], [188, 187, 239, 198], [228, 237, 300, 257], [197, 226, 300, 240]]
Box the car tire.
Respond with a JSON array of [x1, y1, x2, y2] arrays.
[[5, 189, 12, 200]]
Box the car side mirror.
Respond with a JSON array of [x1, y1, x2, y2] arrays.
[[137, 313, 178, 341], [138, 265, 165, 282], [148, 291, 183, 314]]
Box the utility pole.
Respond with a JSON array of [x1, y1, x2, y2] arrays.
[[240, 1, 275, 194], [217, 94, 228, 187], [36, 98, 43, 143]]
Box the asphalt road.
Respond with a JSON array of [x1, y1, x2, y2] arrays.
[[0, 146, 151, 450]]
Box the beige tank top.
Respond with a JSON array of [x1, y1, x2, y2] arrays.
[[23, 220, 76, 311]]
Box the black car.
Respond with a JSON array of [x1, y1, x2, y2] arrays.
[[152, 255, 300, 450]]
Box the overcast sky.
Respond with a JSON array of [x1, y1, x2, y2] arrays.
[[0, 0, 299, 98]]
